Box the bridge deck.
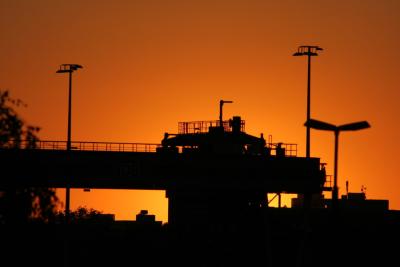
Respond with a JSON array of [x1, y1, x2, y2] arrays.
[[0, 148, 323, 194]]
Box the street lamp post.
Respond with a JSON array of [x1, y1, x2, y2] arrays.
[[305, 119, 370, 208], [57, 64, 83, 221], [293, 46, 323, 158]]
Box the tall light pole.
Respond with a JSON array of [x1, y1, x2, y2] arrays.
[[305, 119, 370, 208], [57, 64, 83, 221], [293, 46, 323, 158]]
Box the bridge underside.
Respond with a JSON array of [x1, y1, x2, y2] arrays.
[[0, 149, 323, 194]]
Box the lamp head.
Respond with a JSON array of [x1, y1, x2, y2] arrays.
[[305, 119, 337, 131], [57, 64, 83, 73], [70, 64, 83, 70], [294, 45, 323, 56], [56, 69, 70, 73], [338, 121, 370, 131], [305, 119, 371, 132], [293, 52, 304, 56]]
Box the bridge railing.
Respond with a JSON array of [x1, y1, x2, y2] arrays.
[[2, 140, 297, 156], [2, 140, 161, 153]]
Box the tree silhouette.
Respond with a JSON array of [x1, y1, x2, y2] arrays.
[[55, 206, 106, 223], [0, 90, 59, 223]]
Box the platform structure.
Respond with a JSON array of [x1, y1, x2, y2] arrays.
[[0, 112, 328, 231]]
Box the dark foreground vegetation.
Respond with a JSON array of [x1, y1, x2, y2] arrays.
[[1, 207, 399, 267]]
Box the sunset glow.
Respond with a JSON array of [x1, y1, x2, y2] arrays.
[[1, 0, 399, 221]]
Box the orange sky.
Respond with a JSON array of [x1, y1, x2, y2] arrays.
[[1, 0, 399, 222]]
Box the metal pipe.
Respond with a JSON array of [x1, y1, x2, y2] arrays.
[[306, 50, 311, 158], [332, 130, 339, 208], [66, 71, 72, 222]]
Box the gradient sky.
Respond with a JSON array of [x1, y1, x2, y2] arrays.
[[1, 0, 399, 222]]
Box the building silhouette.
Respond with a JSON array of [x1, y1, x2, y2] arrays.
[[0, 103, 398, 267]]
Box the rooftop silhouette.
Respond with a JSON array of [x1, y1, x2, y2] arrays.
[[0, 99, 397, 267]]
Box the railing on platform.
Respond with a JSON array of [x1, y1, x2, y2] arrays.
[[1, 140, 297, 156], [323, 175, 333, 191], [178, 119, 245, 134], [267, 143, 297, 157], [1, 140, 161, 153]]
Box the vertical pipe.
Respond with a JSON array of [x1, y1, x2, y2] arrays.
[[333, 131, 339, 208], [306, 50, 311, 158], [66, 71, 72, 222], [278, 193, 281, 208], [67, 71, 72, 151], [219, 100, 223, 127]]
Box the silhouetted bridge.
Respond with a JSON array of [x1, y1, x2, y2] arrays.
[[0, 140, 323, 193]]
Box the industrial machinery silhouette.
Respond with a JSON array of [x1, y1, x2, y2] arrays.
[[3, 101, 398, 267], [0, 100, 326, 230]]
